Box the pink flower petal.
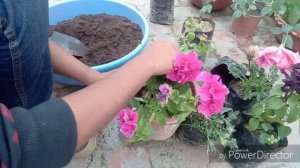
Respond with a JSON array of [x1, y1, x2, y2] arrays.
[[167, 52, 203, 84]]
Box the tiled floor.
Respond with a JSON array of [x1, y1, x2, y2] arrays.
[[49, 0, 300, 167]]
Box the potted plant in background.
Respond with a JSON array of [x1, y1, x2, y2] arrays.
[[231, 0, 264, 37], [117, 52, 202, 142], [150, 0, 175, 25], [268, 0, 300, 52], [179, 17, 215, 61], [193, 0, 233, 13]]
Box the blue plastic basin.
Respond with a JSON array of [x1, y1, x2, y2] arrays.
[[49, 0, 149, 85]]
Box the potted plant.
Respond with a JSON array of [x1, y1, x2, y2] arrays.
[[227, 46, 280, 117], [179, 107, 239, 152], [193, 0, 233, 13], [150, 0, 175, 25], [179, 17, 215, 61], [224, 46, 300, 165], [177, 70, 238, 152], [231, 0, 264, 37], [117, 52, 202, 142]]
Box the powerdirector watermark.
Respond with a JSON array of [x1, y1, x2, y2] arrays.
[[209, 145, 300, 163]]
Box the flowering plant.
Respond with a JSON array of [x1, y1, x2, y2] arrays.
[[117, 52, 232, 144], [228, 46, 280, 102], [246, 46, 300, 145]]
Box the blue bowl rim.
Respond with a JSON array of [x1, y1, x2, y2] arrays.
[[49, 0, 150, 71]]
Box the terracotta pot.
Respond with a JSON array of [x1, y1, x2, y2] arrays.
[[274, 15, 300, 52], [150, 116, 180, 140], [192, 0, 232, 11], [231, 16, 262, 37]]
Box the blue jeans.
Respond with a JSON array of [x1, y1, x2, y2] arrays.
[[0, 0, 53, 109]]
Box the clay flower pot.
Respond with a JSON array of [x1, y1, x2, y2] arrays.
[[231, 16, 262, 37], [192, 0, 232, 11], [150, 116, 180, 140], [150, 0, 175, 25], [274, 15, 300, 52]]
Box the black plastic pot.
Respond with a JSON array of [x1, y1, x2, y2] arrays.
[[177, 118, 207, 146], [228, 79, 256, 116], [150, 0, 174, 25], [210, 56, 242, 87], [224, 123, 288, 167]]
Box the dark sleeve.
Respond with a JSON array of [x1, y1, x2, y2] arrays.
[[0, 98, 77, 168]]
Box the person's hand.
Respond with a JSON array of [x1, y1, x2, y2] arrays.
[[140, 40, 178, 75]]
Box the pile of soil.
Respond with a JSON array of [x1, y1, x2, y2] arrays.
[[50, 14, 143, 66]]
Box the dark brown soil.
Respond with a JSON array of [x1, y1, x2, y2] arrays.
[[50, 14, 143, 66]]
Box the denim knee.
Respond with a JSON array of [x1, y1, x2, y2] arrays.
[[0, 0, 53, 109]]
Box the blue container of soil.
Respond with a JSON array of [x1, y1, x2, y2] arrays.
[[49, 0, 150, 85]]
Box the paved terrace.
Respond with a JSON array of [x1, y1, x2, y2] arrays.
[[49, 0, 300, 167]]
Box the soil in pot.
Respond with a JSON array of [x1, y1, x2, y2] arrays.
[[150, 0, 174, 25], [50, 14, 143, 66], [224, 123, 288, 167], [192, 0, 232, 11], [231, 16, 262, 37]]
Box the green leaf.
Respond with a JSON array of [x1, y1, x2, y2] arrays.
[[288, 94, 298, 109], [156, 113, 166, 125], [270, 84, 283, 96], [249, 4, 257, 10], [270, 27, 283, 35], [233, 10, 242, 19], [252, 103, 264, 116], [294, 23, 300, 31], [285, 34, 294, 49], [248, 118, 260, 131], [286, 6, 300, 25], [260, 133, 272, 144], [278, 125, 292, 138], [282, 24, 294, 33], [177, 112, 190, 123], [274, 105, 287, 119], [186, 32, 196, 42], [261, 6, 273, 16], [262, 123, 274, 131], [287, 105, 300, 123], [267, 96, 283, 110], [271, 0, 285, 11]]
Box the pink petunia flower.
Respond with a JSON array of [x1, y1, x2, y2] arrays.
[[196, 72, 229, 102], [167, 52, 203, 84], [117, 108, 138, 138], [256, 46, 300, 71], [196, 71, 221, 83], [197, 99, 225, 118], [196, 72, 229, 118]]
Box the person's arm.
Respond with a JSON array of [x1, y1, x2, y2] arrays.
[[63, 40, 177, 149], [0, 40, 176, 168], [49, 40, 108, 85]]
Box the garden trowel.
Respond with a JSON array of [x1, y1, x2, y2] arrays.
[[50, 31, 88, 58]]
